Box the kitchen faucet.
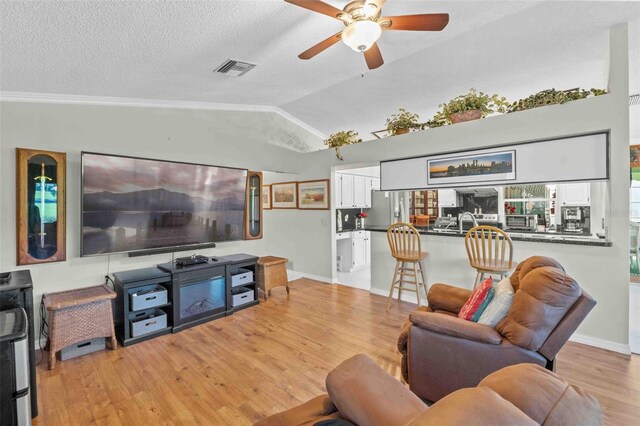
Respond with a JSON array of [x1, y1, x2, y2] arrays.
[[459, 211, 478, 232]]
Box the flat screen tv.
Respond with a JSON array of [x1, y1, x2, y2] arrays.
[[81, 152, 247, 256]]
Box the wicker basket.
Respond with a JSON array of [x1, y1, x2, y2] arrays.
[[43, 284, 117, 369], [257, 256, 290, 301]]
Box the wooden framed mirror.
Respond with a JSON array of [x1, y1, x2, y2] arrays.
[[245, 171, 263, 240], [16, 148, 66, 265]]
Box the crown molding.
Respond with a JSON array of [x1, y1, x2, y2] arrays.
[[0, 91, 326, 140]]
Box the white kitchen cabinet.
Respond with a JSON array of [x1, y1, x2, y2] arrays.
[[371, 177, 381, 191], [336, 173, 379, 208], [340, 174, 354, 208], [438, 189, 458, 207], [336, 231, 371, 272], [353, 176, 366, 207], [557, 183, 590, 206], [364, 179, 373, 208], [352, 237, 367, 269], [364, 232, 371, 264]]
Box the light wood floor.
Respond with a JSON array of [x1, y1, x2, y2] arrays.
[[34, 279, 639, 425]]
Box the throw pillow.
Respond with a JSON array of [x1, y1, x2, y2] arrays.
[[471, 287, 495, 322], [477, 277, 515, 327], [458, 277, 493, 321]]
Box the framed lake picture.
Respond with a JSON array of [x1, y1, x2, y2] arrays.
[[262, 184, 272, 210], [427, 150, 516, 185], [271, 182, 298, 209], [298, 179, 330, 210]]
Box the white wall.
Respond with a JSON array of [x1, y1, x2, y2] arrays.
[[0, 101, 320, 334]]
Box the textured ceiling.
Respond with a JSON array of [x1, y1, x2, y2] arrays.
[[1, 0, 639, 150]]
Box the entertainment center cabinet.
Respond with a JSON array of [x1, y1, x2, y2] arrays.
[[113, 253, 259, 346]]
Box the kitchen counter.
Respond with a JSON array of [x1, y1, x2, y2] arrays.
[[363, 225, 612, 247]]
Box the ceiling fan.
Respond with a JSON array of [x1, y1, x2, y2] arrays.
[[284, 0, 449, 69]]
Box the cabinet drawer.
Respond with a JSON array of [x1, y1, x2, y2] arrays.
[[130, 285, 168, 311], [353, 231, 366, 238], [336, 232, 350, 240]]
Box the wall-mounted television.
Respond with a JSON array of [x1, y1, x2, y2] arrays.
[[81, 152, 247, 256]]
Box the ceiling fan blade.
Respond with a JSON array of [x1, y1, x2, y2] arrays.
[[363, 43, 384, 70], [298, 32, 342, 60], [381, 13, 449, 31], [285, 0, 345, 20]]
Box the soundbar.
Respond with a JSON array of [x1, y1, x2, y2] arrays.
[[127, 242, 216, 258]]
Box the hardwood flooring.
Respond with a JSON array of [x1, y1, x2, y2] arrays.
[[33, 279, 639, 425]]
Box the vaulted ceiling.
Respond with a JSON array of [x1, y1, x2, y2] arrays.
[[1, 1, 639, 151]]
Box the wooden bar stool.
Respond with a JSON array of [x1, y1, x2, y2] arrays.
[[386, 222, 428, 311], [465, 225, 515, 288]]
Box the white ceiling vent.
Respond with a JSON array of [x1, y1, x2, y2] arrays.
[[630, 94, 640, 106], [215, 59, 257, 77]]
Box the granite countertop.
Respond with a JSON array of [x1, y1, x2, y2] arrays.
[[362, 225, 612, 247]]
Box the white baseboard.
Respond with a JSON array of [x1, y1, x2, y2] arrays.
[[569, 333, 631, 355], [287, 270, 336, 284], [369, 287, 426, 305]]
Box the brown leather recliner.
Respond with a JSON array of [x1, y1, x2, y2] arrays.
[[398, 256, 596, 402], [255, 354, 602, 426]]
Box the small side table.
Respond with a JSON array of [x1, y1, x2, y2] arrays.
[[43, 284, 117, 369], [257, 256, 290, 301]]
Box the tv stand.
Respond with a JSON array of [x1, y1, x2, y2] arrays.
[[113, 254, 259, 346]]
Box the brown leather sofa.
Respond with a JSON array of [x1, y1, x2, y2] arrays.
[[398, 256, 596, 402], [254, 354, 602, 426]]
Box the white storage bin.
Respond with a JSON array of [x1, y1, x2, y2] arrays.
[[130, 285, 168, 311], [130, 308, 167, 337], [232, 287, 255, 307], [231, 268, 254, 287]]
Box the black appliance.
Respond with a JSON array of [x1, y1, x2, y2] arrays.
[[0, 308, 31, 426], [561, 206, 591, 234], [0, 271, 37, 418], [175, 254, 209, 267]]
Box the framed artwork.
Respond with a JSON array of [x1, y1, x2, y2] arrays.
[[262, 184, 272, 210], [297, 179, 330, 210], [16, 148, 67, 265], [245, 171, 263, 240], [271, 182, 298, 209], [427, 150, 516, 186]]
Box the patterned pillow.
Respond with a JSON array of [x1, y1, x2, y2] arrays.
[[471, 287, 495, 322], [458, 277, 493, 321], [477, 277, 515, 327]]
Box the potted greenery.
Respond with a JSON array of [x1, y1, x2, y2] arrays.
[[508, 88, 606, 113], [385, 108, 422, 136], [324, 130, 362, 161], [426, 88, 510, 126]]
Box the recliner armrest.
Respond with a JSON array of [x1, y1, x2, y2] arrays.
[[326, 354, 427, 426], [410, 311, 502, 345], [427, 283, 472, 314]]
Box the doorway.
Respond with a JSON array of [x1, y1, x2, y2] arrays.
[[333, 165, 380, 291]]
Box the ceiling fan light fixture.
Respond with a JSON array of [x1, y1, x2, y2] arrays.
[[341, 20, 382, 52]]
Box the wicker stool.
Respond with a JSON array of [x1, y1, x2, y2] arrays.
[[257, 256, 290, 301], [43, 284, 117, 369]]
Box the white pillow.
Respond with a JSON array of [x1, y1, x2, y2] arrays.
[[477, 277, 514, 327]]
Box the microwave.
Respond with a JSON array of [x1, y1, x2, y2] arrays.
[[505, 214, 538, 231]]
